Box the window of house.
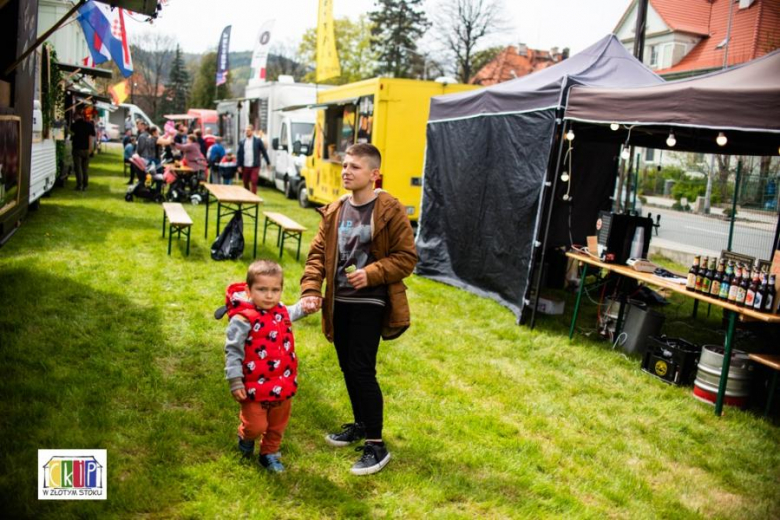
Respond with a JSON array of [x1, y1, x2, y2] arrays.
[[645, 148, 655, 162], [649, 45, 658, 67]]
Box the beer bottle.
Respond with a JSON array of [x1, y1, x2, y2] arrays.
[[686, 255, 700, 291], [765, 273, 777, 313], [702, 257, 714, 295], [718, 260, 733, 300], [736, 264, 749, 307], [753, 268, 767, 312], [745, 267, 759, 309], [728, 264, 741, 303], [710, 258, 724, 297], [695, 256, 708, 293]]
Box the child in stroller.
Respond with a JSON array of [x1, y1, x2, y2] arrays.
[[125, 154, 165, 203]]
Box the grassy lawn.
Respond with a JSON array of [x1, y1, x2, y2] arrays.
[[1, 148, 779, 519]]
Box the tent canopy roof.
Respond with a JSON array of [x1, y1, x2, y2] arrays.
[[564, 49, 780, 135], [428, 34, 662, 122]]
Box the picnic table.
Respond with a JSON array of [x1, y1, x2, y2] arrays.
[[203, 183, 263, 258], [566, 250, 780, 417]]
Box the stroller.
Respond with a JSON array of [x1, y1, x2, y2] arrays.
[[164, 162, 208, 205], [125, 154, 165, 203]]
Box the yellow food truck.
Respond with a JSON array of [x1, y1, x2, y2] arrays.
[[298, 77, 479, 220]]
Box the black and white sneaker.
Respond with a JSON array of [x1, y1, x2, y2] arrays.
[[325, 422, 365, 447], [350, 442, 391, 476]]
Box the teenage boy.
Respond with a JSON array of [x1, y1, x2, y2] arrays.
[[300, 143, 417, 476], [237, 124, 270, 194]]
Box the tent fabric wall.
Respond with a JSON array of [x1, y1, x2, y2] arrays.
[[416, 35, 663, 321], [417, 111, 556, 316]]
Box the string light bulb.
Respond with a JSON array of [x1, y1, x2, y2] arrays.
[[666, 130, 676, 148], [560, 173, 570, 182], [610, 122, 620, 131], [621, 146, 630, 160], [565, 129, 575, 141], [716, 132, 727, 146]]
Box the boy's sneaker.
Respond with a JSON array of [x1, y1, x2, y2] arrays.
[[325, 422, 366, 447], [351, 442, 391, 476], [259, 452, 285, 473], [237, 437, 255, 459]]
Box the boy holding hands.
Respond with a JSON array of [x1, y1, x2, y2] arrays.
[[300, 143, 417, 475]]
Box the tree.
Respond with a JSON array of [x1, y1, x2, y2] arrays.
[[298, 16, 379, 85], [266, 42, 309, 82], [130, 32, 175, 121], [368, 0, 429, 78], [433, 0, 507, 83], [163, 45, 190, 114], [189, 52, 232, 109]]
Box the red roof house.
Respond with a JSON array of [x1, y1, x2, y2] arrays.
[[469, 45, 568, 86], [615, 0, 780, 78]]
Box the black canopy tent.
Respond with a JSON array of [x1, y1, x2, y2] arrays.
[[544, 49, 780, 311], [416, 35, 662, 321]]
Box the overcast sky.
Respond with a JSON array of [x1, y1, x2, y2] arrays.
[[126, 0, 630, 58]]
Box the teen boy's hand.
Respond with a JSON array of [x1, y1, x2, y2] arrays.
[[232, 388, 247, 402], [346, 268, 369, 290], [301, 296, 322, 313]]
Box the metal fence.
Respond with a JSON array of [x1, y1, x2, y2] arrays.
[[634, 156, 780, 261]]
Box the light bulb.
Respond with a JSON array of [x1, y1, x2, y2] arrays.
[[560, 173, 569, 182], [610, 122, 620, 131], [666, 131, 676, 148], [565, 129, 575, 141], [562, 194, 569, 201], [621, 146, 630, 160], [716, 132, 727, 146]]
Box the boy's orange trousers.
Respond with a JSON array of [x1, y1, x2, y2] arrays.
[[238, 399, 292, 455]]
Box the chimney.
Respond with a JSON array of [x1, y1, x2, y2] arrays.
[[517, 43, 528, 56]]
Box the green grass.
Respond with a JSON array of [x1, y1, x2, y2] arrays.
[[1, 148, 779, 519]]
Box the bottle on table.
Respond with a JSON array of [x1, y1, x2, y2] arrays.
[[695, 256, 708, 293], [719, 260, 733, 301], [736, 264, 749, 307], [701, 257, 715, 295], [686, 255, 700, 292], [728, 264, 742, 303], [710, 258, 724, 297], [753, 267, 767, 312], [744, 264, 759, 308]]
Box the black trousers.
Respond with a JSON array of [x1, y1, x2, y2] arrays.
[[333, 301, 385, 439], [72, 149, 90, 188]]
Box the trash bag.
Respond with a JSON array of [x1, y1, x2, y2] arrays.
[[211, 212, 244, 260]]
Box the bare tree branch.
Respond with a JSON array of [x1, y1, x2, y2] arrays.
[[433, 0, 507, 82]]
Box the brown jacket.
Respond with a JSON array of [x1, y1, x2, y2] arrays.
[[300, 190, 418, 342]]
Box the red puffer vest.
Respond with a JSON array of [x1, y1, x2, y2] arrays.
[[226, 283, 298, 403]]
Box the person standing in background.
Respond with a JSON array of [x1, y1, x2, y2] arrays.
[[237, 124, 270, 194], [70, 109, 95, 191]]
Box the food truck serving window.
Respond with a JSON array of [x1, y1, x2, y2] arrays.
[[324, 103, 356, 161], [357, 96, 374, 144]]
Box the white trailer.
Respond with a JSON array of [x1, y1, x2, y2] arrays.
[[29, 100, 56, 209], [240, 76, 324, 189]]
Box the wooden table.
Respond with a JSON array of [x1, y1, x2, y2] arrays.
[[203, 184, 264, 258], [566, 251, 780, 416]]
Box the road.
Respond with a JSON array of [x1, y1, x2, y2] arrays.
[[651, 206, 778, 260]]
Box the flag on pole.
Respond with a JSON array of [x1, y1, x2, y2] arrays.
[[108, 80, 129, 104], [77, 1, 133, 77], [316, 0, 340, 82], [250, 20, 275, 83], [215, 26, 232, 86]]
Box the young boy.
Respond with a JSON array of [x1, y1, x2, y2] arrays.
[[218, 149, 238, 185], [223, 260, 311, 473], [300, 143, 417, 476]]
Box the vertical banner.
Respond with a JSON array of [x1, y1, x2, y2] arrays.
[[250, 20, 275, 83], [316, 0, 341, 82], [216, 25, 232, 86]]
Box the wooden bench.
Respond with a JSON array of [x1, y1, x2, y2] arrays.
[[748, 353, 780, 417], [262, 212, 306, 260], [162, 202, 193, 256]]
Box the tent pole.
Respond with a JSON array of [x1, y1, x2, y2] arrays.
[[528, 117, 568, 329]]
